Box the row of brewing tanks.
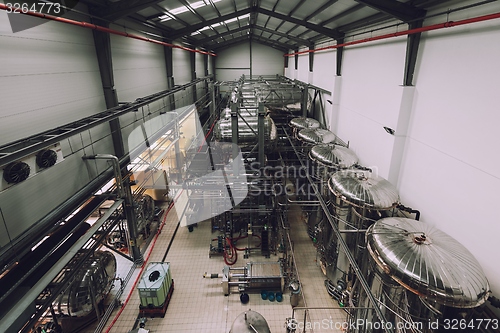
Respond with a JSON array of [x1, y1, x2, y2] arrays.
[[22, 76, 498, 333], [286, 116, 492, 332], [205, 77, 498, 333]]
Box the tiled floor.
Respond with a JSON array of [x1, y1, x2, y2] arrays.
[[95, 193, 346, 333]]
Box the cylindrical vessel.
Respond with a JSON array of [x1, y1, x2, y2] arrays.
[[54, 251, 117, 317], [229, 310, 271, 333], [325, 170, 399, 300], [307, 144, 358, 248], [214, 115, 277, 149], [257, 84, 303, 109], [297, 128, 336, 155], [350, 217, 491, 332], [309, 143, 359, 182], [289, 117, 321, 140]]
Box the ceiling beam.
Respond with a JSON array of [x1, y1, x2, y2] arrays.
[[125, 14, 175, 36], [102, 0, 164, 22], [193, 25, 250, 46], [253, 35, 299, 51], [321, 3, 364, 26], [257, 26, 310, 45], [124, 14, 202, 47], [335, 12, 388, 32], [304, 0, 338, 21], [251, 37, 289, 53], [257, 7, 344, 40], [353, 0, 426, 22], [78, 0, 107, 8], [178, 0, 206, 22], [288, 0, 307, 17], [208, 34, 291, 53], [168, 8, 253, 40], [208, 35, 252, 51], [193, 24, 310, 49]]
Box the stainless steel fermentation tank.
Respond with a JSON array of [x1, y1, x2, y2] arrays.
[[229, 310, 272, 333], [257, 83, 303, 111], [289, 117, 321, 140], [349, 217, 490, 332], [54, 251, 117, 318], [325, 170, 399, 302], [309, 144, 359, 188], [290, 127, 337, 207], [297, 128, 337, 151], [214, 110, 278, 149], [214, 116, 277, 144], [307, 144, 358, 242]]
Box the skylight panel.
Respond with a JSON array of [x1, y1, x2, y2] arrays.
[[160, 0, 222, 22]]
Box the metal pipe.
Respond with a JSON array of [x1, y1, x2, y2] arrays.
[[338, 229, 368, 233], [82, 154, 125, 198], [397, 204, 421, 220], [0, 4, 216, 56], [286, 196, 320, 205], [82, 154, 143, 264], [284, 11, 500, 57]]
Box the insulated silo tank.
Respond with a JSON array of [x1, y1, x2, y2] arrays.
[[297, 128, 337, 154], [309, 143, 359, 182], [54, 251, 117, 318], [351, 217, 491, 332], [325, 170, 399, 301], [229, 310, 271, 333], [214, 115, 277, 149], [289, 117, 321, 140], [258, 83, 303, 110], [307, 144, 358, 247]]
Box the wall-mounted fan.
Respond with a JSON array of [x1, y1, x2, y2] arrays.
[[36, 149, 58, 168], [3, 161, 31, 184]]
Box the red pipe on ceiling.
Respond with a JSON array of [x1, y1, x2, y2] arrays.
[[284, 11, 500, 57], [0, 3, 216, 56]]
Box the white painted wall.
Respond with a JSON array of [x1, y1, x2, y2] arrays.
[[215, 40, 284, 82], [286, 1, 500, 308], [310, 50, 337, 92], [398, 3, 500, 304], [250, 42, 284, 77], [0, 11, 106, 146], [110, 25, 168, 102], [173, 44, 192, 85], [297, 52, 310, 82], [0, 9, 112, 249], [215, 41, 251, 82], [337, 37, 408, 179], [0, 11, 203, 255], [195, 52, 206, 77]]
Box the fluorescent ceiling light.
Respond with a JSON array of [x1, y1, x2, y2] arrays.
[[160, 0, 222, 22], [191, 13, 250, 35]]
